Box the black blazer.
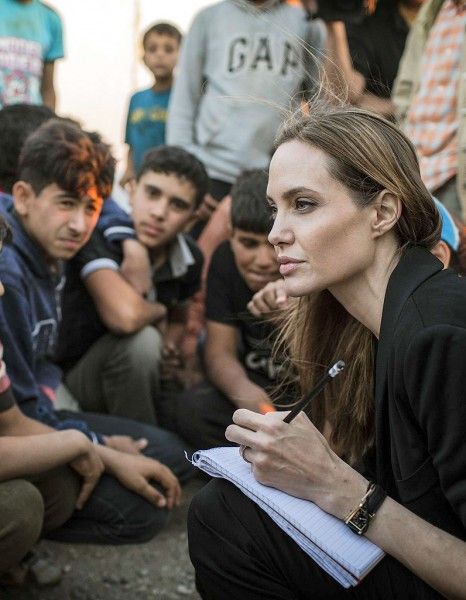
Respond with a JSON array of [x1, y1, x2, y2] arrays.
[[375, 247, 466, 540]]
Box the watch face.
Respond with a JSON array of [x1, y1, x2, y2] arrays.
[[348, 510, 370, 535]]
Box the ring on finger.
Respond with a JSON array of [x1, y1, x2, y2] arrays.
[[239, 444, 251, 463]]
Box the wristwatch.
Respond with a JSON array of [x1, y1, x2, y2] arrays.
[[344, 482, 387, 536]]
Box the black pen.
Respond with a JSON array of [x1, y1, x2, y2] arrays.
[[283, 360, 346, 424]]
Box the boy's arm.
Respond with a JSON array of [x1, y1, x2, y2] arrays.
[[0, 269, 103, 443], [120, 148, 136, 188], [97, 200, 151, 295], [204, 320, 273, 412], [40, 62, 57, 111], [84, 268, 166, 335], [166, 11, 207, 149], [97, 198, 135, 242], [40, 8, 64, 111], [0, 428, 91, 480]]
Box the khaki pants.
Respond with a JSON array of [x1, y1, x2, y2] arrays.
[[0, 467, 79, 573], [63, 326, 163, 425]]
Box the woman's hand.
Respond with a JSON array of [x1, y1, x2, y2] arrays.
[[225, 409, 367, 519], [108, 452, 181, 509]]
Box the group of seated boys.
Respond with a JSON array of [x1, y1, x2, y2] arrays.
[[0, 103, 463, 586]]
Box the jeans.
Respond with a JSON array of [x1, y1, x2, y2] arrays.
[[45, 410, 195, 545]]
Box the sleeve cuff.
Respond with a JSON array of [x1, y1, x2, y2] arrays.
[[104, 226, 137, 243], [80, 258, 120, 279]]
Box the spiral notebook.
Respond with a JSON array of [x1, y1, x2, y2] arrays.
[[190, 446, 385, 588]]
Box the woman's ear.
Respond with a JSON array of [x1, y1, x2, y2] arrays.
[[12, 181, 34, 217], [371, 190, 401, 238], [431, 240, 451, 269]]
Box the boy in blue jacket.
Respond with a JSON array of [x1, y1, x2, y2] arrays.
[[0, 118, 193, 545]]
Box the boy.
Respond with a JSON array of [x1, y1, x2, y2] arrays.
[[0, 119, 192, 545], [0, 103, 157, 298], [0, 0, 64, 110], [56, 145, 207, 424], [121, 22, 182, 187], [165, 170, 283, 449], [0, 213, 86, 587]]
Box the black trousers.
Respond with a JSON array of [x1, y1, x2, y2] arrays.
[[158, 371, 285, 451], [188, 479, 442, 600], [159, 380, 236, 450]]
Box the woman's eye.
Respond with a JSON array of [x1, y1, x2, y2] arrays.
[[268, 204, 277, 219], [295, 198, 315, 211]]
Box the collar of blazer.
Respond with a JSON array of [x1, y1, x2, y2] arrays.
[[374, 246, 443, 487]]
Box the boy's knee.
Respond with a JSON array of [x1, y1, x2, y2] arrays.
[[123, 326, 163, 367], [40, 466, 80, 533], [0, 480, 44, 573], [115, 501, 169, 544]]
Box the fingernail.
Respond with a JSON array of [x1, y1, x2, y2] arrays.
[[157, 498, 167, 508]]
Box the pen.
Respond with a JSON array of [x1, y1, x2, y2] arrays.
[[283, 360, 346, 424]]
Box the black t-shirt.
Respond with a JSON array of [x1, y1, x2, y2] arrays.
[[346, 5, 409, 98], [56, 229, 203, 371], [205, 241, 282, 385]]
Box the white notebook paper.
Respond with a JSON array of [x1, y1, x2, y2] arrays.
[[190, 446, 385, 588]]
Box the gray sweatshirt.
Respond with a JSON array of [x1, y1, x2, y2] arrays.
[[167, 0, 326, 183]]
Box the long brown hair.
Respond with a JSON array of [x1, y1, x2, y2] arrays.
[[274, 106, 441, 464]]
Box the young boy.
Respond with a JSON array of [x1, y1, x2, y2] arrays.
[[0, 0, 64, 110], [0, 119, 193, 545], [121, 22, 182, 186], [164, 170, 283, 449], [56, 145, 207, 425]]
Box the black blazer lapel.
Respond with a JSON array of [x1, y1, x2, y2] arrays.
[[374, 247, 443, 488]]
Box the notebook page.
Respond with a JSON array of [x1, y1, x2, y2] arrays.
[[192, 447, 385, 588], [192, 449, 355, 587]]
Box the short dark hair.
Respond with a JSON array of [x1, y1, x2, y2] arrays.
[[230, 169, 270, 234], [0, 104, 55, 193], [142, 22, 182, 49], [18, 119, 115, 200], [138, 146, 208, 209]]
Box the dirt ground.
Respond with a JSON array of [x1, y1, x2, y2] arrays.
[[1, 479, 205, 600]]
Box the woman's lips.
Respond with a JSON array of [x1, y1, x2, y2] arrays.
[[279, 262, 302, 276], [277, 257, 305, 276]]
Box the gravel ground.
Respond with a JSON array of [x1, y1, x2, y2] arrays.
[[1, 478, 205, 600]]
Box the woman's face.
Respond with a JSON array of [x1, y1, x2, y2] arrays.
[[267, 140, 377, 298]]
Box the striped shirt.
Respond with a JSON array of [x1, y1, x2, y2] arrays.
[[404, 0, 466, 192]]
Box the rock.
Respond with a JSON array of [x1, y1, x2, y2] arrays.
[[176, 584, 193, 595]]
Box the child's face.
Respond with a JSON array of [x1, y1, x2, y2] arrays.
[[13, 182, 102, 265], [143, 32, 179, 81], [230, 228, 280, 292], [130, 171, 197, 255]]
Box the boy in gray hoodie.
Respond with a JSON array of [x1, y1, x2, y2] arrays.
[[167, 0, 325, 218]]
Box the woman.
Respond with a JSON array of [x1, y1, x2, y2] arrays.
[[188, 107, 466, 599]]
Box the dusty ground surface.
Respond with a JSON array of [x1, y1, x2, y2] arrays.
[[1, 479, 204, 600]]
